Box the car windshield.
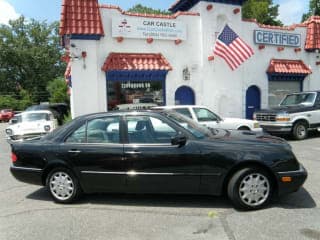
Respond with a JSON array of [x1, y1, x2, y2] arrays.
[[22, 113, 49, 122], [280, 93, 316, 106], [163, 111, 214, 139]]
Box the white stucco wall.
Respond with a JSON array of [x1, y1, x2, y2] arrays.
[[68, 1, 320, 119]]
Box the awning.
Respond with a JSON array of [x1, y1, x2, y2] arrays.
[[101, 53, 172, 72], [102, 53, 172, 82], [267, 59, 312, 75]]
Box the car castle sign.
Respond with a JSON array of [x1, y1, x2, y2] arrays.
[[112, 16, 187, 40]]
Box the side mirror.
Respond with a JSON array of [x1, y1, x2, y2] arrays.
[[171, 133, 187, 147]]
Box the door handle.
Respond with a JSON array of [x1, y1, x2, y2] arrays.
[[68, 150, 81, 154], [125, 151, 141, 154]]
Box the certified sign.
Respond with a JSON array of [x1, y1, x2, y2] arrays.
[[254, 30, 301, 47], [112, 17, 187, 40]]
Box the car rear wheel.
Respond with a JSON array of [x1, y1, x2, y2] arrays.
[[46, 168, 81, 203], [227, 168, 272, 210], [292, 122, 308, 140]]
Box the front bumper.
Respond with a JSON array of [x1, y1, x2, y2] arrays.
[[259, 122, 293, 134], [276, 163, 307, 196], [10, 166, 44, 186]]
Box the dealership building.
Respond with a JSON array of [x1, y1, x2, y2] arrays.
[[60, 0, 320, 119]]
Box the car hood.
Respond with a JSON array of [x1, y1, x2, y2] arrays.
[[222, 117, 257, 124], [256, 105, 315, 114], [206, 128, 289, 147]]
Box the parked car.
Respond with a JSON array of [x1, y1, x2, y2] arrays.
[[25, 103, 69, 125], [254, 91, 320, 140], [10, 110, 307, 210], [0, 109, 14, 122], [153, 105, 262, 132], [5, 110, 58, 142]]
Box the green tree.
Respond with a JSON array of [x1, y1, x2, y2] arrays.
[[47, 77, 69, 104], [0, 16, 65, 104], [242, 0, 283, 26], [127, 4, 171, 15], [302, 0, 320, 22]]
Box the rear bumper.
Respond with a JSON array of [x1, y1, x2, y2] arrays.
[[10, 166, 44, 186], [276, 164, 307, 196]]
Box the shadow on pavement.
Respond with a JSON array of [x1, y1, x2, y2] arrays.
[[26, 186, 316, 210], [271, 187, 317, 209]]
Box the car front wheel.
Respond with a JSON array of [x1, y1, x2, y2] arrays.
[[46, 168, 81, 203], [227, 168, 272, 210], [292, 122, 308, 140]]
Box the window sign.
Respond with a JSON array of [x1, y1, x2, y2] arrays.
[[112, 17, 187, 40], [254, 30, 301, 47]]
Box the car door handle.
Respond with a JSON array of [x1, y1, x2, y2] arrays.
[[68, 150, 81, 154], [125, 151, 141, 154]]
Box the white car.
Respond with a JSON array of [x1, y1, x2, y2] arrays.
[[153, 105, 262, 132], [5, 110, 58, 142]]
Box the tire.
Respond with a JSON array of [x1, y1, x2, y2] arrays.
[[46, 168, 82, 203], [227, 167, 272, 210], [292, 122, 308, 140]]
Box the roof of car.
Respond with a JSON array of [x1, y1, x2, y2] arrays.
[[15, 110, 54, 116], [152, 105, 206, 109]]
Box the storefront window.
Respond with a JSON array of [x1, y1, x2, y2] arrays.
[[107, 81, 164, 110]]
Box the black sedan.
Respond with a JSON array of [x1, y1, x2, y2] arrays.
[[9, 110, 307, 210]]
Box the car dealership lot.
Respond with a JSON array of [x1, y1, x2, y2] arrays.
[[0, 123, 319, 240]]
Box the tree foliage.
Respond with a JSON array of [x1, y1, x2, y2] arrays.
[[302, 0, 320, 22], [242, 0, 282, 26], [0, 16, 65, 105], [47, 77, 69, 104], [127, 4, 171, 15]]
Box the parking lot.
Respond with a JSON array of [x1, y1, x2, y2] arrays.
[[0, 122, 319, 240]]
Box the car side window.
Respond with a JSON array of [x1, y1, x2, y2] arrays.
[[174, 108, 193, 119], [126, 116, 177, 144], [66, 117, 120, 144], [194, 108, 219, 122], [87, 117, 120, 143], [66, 124, 86, 143]]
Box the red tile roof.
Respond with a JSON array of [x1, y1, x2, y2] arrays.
[[304, 16, 320, 51], [59, 0, 104, 36], [101, 53, 172, 71], [267, 59, 312, 75], [100, 4, 199, 19]]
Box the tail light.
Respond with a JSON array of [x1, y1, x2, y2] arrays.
[[11, 152, 18, 163]]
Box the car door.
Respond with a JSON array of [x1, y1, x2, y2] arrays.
[[124, 114, 202, 194], [191, 107, 222, 128], [58, 116, 127, 192]]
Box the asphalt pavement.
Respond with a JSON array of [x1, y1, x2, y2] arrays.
[[0, 123, 319, 240]]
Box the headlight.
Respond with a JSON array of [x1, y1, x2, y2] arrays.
[[5, 129, 13, 136], [276, 113, 290, 122], [44, 125, 51, 132], [253, 122, 260, 128]]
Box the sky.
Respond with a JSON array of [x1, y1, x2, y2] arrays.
[[0, 0, 310, 26]]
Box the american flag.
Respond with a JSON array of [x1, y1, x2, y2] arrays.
[[213, 25, 254, 70]]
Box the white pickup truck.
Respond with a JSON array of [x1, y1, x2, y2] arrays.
[[254, 91, 320, 140], [153, 105, 262, 132]]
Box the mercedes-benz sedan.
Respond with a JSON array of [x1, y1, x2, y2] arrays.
[[9, 110, 307, 210]]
